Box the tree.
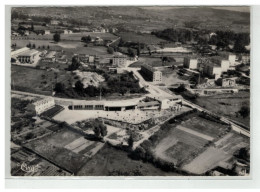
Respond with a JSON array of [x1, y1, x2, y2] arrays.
[[100, 123, 107, 137], [93, 120, 107, 139], [238, 106, 250, 118], [53, 32, 60, 43], [47, 45, 50, 49], [128, 133, 134, 149], [74, 80, 84, 93], [68, 56, 80, 71], [54, 82, 65, 93], [31, 23, 34, 31], [32, 44, 36, 49], [107, 47, 114, 54]]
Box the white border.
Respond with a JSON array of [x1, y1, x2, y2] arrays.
[[2, 1, 260, 189]]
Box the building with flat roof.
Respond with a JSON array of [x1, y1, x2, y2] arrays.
[[28, 97, 55, 115], [218, 52, 236, 66], [183, 57, 198, 70], [203, 62, 222, 79], [42, 51, 56, 63], [113, 54, 127, 66], [141, 64, 162, 82], [210, 56, 230, 72]]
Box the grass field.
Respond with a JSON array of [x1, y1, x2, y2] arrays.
[[24, 128, 108, 173], [194, 91, 250, 127], [11, 65, 73, 95], [77, 144, 181, 176], [118, 32, 167, 44]]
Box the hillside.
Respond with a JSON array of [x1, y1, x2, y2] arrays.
[[11, 6, 250, 33]]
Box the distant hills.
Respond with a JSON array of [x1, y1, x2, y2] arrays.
[[12, 6, 250, 33]]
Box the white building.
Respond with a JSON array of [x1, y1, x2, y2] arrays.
[[210, 56, 230, 72], [219, 52, 236, 66], [183, 57, 198, 69], [113, 54, 127, 66], [64, 29, 73, 34], [44, 30, 51, 35], [141, 64, 162, 82], [28, 97, 55, 115]]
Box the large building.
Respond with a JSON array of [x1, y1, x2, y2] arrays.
[[141, 64, 162, 82], [218, 52, 236, 66], [203, 62, 222, 79], [210, 56, 230, 72], [113, 54, 127, 66], [11, 47, 39, 64], [28, 97, 55, 115], [183, 57, 198, 70]]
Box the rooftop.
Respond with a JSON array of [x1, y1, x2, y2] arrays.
[[17, 49, 39, 57]]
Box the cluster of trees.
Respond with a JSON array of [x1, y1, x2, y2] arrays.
[[238, 106, 250, 118], [107, 47, 114, 54], [53, 32, 61, 43], [152, 28, 196, 43], [208, 31, 250, 53], [81, 35, 92, 43], [67, 56, 81, 71], [92, 119, 107, 139], [54, 71, 146, 98]]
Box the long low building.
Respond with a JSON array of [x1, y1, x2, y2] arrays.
[[67, 96, 182, 111]]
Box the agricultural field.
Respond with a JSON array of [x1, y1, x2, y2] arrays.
[[129, 57, 173, 68], [11, 148, 71, 176], [77, 144, 181, 176], [24, 128, 105, 174], [118, 32, 167, 44], [194, 91, 250, 127]]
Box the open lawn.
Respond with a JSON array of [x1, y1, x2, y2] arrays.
[[194, 91, 250, 127], [77, 144, 181, 176], [11, 65, 72, 95]]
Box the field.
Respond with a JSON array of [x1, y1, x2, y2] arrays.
[[182, 131, 250, 174], [11, 65, 72, 95], [77, 144, 181, 176], [194, 91, 250, 127], [24, 128, 106, 173], [24, 32, 118, 41], [152, 113, 230, 167], [129, 57, 174, 68], [118, 32, 167, 44]]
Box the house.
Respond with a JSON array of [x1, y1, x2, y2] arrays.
[[64, 29, 73, 34], [50, 20, 60, 25], [141, 64, 162, 82], [78, 54, 89, 63], [41, 51, 56, 63], [94, 37, 104, 46], [157, 96, 182, 110], [183, 57, 198, 70], [222, 78, 237, 87], [89, 55, 95, 63], [113, 53, 127, 67], [27, 97, 55, 115], [24, 30, 30, 36], [56, 55, 68, 63], [239, 54, 250, 64], [44, 30, 51, 35]]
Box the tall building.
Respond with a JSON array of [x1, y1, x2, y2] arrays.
[[112, 54, 127, 66], [183, 57, 198, 69], [141, 64, 162, 82]]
